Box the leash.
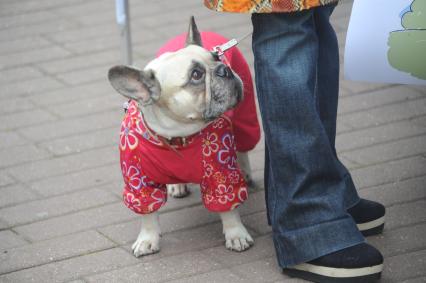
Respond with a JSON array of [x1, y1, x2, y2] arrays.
[[211, 31, 253, 63]]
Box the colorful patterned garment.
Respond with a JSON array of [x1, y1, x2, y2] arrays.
[[204, 0, 338, 13], [120, 101, 248, 214]]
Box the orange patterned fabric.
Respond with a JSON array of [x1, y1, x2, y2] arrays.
[[204, 0, 338, 13]]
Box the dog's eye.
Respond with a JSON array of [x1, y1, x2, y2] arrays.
[[191, 69, 204, 81]]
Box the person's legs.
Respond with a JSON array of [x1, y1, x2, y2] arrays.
[[251, 7, 363, 268], [314, 5, 339, 151], [314, 4, 361, 207], [314, 5, 386, 237]]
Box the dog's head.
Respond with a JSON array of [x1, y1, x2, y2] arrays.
[[108, 17, 243, 124]]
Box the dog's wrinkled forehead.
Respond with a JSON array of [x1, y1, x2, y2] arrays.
[[146, 45, 213, 85]]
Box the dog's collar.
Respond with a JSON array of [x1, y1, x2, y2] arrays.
[[124, 100, 201, 154]]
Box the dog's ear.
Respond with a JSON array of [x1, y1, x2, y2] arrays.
[[108, 65, 161, 104], [185, 16, 202, 47]]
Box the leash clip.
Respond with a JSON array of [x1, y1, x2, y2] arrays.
[[211, 31, 252, 65], [211, 38, 238, 63]]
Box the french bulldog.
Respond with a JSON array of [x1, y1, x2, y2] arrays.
[[108, 17, 254, 257]]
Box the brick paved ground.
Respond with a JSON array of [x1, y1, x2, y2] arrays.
[[0, 0, 425, 282]]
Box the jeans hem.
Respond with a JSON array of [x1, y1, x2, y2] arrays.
[[273, 216, 365, 267]]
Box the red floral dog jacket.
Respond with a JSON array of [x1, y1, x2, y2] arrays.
[[120, 101, 248, 214]]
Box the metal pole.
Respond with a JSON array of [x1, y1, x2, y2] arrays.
[[115, 0, 133, 65]]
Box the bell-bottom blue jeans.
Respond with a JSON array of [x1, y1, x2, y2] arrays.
[[251, 4, 365, 267]]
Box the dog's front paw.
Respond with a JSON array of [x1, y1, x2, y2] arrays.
[[224, 225, 254, 252], [132, 230, 160, 257], [167, 184, 190, 198]]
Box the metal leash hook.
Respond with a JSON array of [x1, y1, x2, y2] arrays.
[[211, 31, 252, 65]]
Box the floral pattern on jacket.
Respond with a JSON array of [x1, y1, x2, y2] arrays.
[[120, 101, 248, 214]]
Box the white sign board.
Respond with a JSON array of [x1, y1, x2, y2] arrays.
[[344, 0, 426, 86]]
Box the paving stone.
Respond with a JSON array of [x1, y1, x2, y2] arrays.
[[106, 190, 264, 237], [0, 184, 39, 209], [336, 120, 426, 152], [0, 109, 56, 131], [98, 192, 264, 246], [202, 235, 275, 268], [0, 230, 114, 274], [167, 269, 245, 283], [341, 98, 426, 130], [14, 202, 136, 242], [243, 211, 272, 235], [47, 23, 116, 44], [29, 81, 113, 107], [351, 156, 426, 189], [0, 46, 72, 70], [0, 66, 44, 85], [63, 35, 122, 55], [97, 218, 146, 246], [340, 79, 391, 95], [359, 176, 426, 207], [337, 86, 422, 115], [336, 119, 353, 134], [385, 199, 426, 231], [331, 13, 351, 33], [401, 277, 426, 283], [0, 230, 28, 250], [408, 85, 426, 95], [0, 0, 85, 17], [341, 134, 426, 166], [101, 216, 224, 249], [0, 248, 138, 283], [0, 37, 51, 56], [0, 76, 64, 100], [0, 97, 37, 116], [55, 64, 113, 85], [50, 0, 114, 19], [6, 146, 118, 182], [273, 279, 308, 283], [367, 222, 426, 258], [0, 10, 59, 30], [0, 19, 78, 43], [0, 144, 51, 169], [0, 219, 9, 230], [0, 188, 118, 226], [48, 94, 122, 118], [231, 256, 284, 283], [339, 156, 360, 170], [68, 8, 116, 27], [18, 110, 121, 143], [248, 149, 265, 172], [119, 222, 229, 264], [84, 251, 222, 283], [159, 204, 219, 234], [0, 131, 29, 150], [238, 190, 267, 215], [382, 249, 426, 282], [38, 126, 117, 156], [251, 169, 266, 185], [0, 171, 15, 187], [28, 163, 122, 197], [37, 50, 120, 74], [412, 115, 426, 128]]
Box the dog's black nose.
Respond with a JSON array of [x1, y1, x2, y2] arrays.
[[215, 65, 233, 78]]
